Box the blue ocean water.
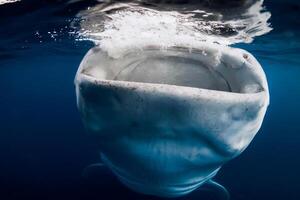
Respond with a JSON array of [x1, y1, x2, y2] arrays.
[[0, 0, 300, 199]]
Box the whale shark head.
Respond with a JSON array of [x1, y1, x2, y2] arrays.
[[75, 42, 269, 197]]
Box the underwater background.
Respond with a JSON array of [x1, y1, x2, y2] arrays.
[[0, 0, 300, 199]]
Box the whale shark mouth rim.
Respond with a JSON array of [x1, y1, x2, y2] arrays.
[[77, 74, 268, 108], [76, 44, 269, 98]]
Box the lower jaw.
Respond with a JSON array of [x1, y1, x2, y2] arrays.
[[100, 153, 220, 198]]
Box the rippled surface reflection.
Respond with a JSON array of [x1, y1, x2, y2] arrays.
[[76, 0, 271, 48]]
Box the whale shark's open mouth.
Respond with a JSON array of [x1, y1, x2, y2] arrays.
[[79, 45, 266, 94]]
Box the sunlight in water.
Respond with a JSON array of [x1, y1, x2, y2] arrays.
[[75, 0, 271, 55], [0, 0, 19, 5]]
